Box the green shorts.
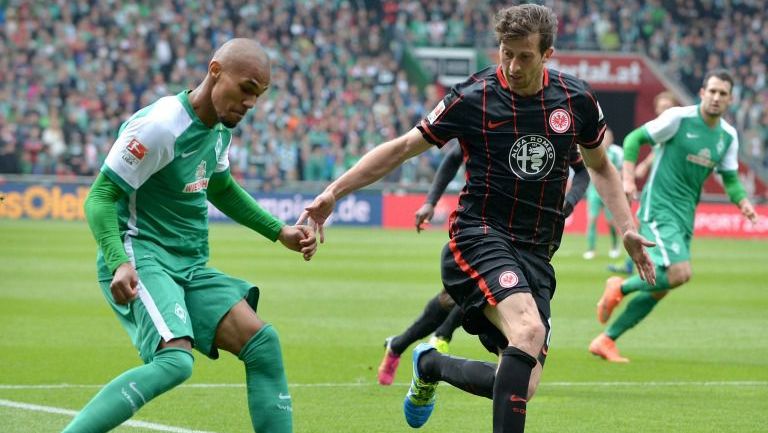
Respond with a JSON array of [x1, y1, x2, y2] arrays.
[[639, 218, 692, 267], [100, 264, 258, 363]]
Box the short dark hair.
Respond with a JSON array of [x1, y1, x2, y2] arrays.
[[702, 69, 734, 91], [493, 4, 558, 54]]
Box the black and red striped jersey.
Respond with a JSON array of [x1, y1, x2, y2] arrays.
[[417, 65, 605, 259]]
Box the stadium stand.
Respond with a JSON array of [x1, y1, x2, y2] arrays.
[[1, 0, 766, 186]]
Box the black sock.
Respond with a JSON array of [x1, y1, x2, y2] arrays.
[[391, 295, 450, 354], [493, 346, 536, 433], [434, 305, 463, 341], [419, 350, 496, 398]]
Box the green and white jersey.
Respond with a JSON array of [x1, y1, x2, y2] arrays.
[[97, 90, 232, 280], [587, 143, 623, 198], [638, 104, 739, 232]]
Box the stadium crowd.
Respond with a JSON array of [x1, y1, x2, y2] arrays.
[[0, 0, 766, 188]]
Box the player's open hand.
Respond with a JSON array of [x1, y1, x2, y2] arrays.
[[622, 230, 656, 285], [415, 203, 435, 233], [297, 190, 336, 243], [110, 262, 139, 304], [278, 225, 318, 261]]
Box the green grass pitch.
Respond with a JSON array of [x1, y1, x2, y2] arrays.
[[1, 220, 766, 432]]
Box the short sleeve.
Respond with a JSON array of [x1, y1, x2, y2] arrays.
[[417, 86, 468, 148], [718, 125, 739, 172], [102, 118, 175, 193], [576, 84, 607, 149], [643, 107, 683, 144]]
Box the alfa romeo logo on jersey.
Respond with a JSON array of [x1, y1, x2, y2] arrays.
[[508, 135, 556, 180], [549, 109, 571, 133]]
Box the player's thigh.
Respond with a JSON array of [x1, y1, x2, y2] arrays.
[[441, 233, 553, 353], [100, 265, 192, 363], [184, 267, 258, 359], [485, 292, 545, 355], [640, 219, 691, 267]]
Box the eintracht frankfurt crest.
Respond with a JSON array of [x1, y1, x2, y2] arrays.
[[508, 135, 556, 180], [549, 109, 571, 133]]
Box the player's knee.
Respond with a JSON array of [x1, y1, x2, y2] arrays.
[[240, 324, 285, 372], [507, 321, 546, 353], [651, 290, 669, 301], [527, 321, 547, 345], [668, 268, 692, 287], [153, 348, 194, 387]]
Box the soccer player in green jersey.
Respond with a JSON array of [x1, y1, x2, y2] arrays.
[[589, 70, 759, 362], [583, 128, 624, 260], [63, 39, 317, 433], [607, 91, 678, 274]]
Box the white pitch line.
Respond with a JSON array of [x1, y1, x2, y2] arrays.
[[0, 380, 766, 390], [0, 399, 218, 433]]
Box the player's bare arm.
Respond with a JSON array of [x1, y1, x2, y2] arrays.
[[634, 153, 655, 180], [581, 143, 656, 285], [300, 127, 432, 241], [621, 160, 639, 201]]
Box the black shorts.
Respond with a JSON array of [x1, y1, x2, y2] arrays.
[[441, 228, 555, 364]]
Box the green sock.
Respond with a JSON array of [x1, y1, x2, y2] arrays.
[[621, 266, 671, 294], [62, 348, 193, 433], [239, 324, 292, 433], [606, 292, 659, 340], [587, 219, 597, 251], [609, 226, 618, 249]]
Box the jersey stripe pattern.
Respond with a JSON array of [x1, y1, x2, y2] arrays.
[[418, 66, 606, 259]]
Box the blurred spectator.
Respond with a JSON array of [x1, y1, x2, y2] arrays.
[[0, 0, 766, 188]]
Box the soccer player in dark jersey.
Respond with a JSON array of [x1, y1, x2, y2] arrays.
[[300, 5, 655, 432], [377, 142, 591, 386]]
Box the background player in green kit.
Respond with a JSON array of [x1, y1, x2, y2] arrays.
[[63, 38, 317, 433], [589, 70, 759, 362], [607, 91, 678, 274], [583, 128, 624, 261]]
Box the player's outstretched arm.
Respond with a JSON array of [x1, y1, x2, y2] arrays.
[[300, 128, 432, 241], [581, 143, 656, 285], [208, 171, 285, 241]]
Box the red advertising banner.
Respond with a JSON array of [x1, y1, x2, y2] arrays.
[[382, 193, 459, 230], [384, 193, 768, 238]]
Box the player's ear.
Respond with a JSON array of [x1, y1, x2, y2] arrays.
[[209, 60, 222, 80], [542, 47, 554, 63]]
